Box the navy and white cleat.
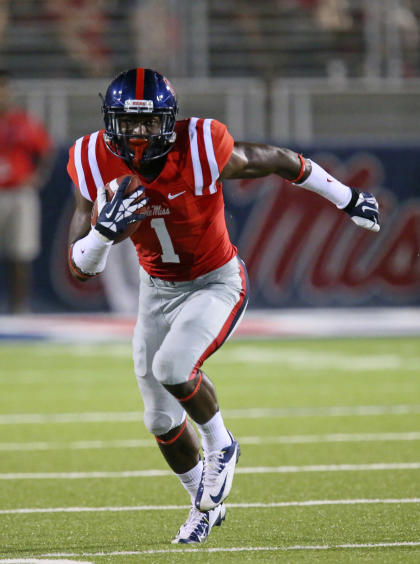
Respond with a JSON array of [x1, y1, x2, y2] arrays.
[[171, 503, 226, 544], [195, 432, 241, 512]]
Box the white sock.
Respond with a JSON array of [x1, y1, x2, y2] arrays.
[[176, 459, 203, 504], [196, 410, 232, 453]]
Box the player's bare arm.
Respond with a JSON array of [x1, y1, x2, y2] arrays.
[[221, 141, 380, 233], [68, 189, 93, 245], [220, 141, 311, 181]]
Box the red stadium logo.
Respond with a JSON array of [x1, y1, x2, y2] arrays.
[[229, 153, 420, 306]]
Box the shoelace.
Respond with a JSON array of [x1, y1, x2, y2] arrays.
[[202, 451, 226, 487], [182, 507, 209, 537]]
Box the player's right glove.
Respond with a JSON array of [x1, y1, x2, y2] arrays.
[[95, 176, 148, 241], [343, 188, 380, 232]]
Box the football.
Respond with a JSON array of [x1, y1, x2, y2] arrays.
[[91, 175, 145, 243]]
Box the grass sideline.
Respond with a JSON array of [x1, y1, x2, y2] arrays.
[[0, 337, 419, 563]]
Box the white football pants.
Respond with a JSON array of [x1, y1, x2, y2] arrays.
[[132, 255, 248, 436]]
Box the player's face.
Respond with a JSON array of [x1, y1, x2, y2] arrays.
[[116, 114, 164, 168], [118, 114, 162, 137]]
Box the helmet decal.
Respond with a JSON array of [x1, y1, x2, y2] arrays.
[[163, 76, 176, 97], [124, 99, 153, 112]]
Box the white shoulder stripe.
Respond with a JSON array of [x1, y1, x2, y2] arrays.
[[188, 117, 203, 195], [88, 131, 104, 191], [74, 137, 90, 201], [203, 119, 219, 194]]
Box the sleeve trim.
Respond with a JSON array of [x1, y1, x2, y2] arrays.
[[72, 131, 103, 203], [203, 119, 219, 194], [188, 118, 234, 196]]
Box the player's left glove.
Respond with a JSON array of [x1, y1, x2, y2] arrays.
[[95, 176, 148, 241], [343, 188, 380, 232]]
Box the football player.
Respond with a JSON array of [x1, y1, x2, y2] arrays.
[[67, 68, 380, 544]]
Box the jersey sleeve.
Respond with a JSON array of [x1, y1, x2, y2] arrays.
[[185, 117, 234, 196], [67, 131, 105, 202], [210, 119, 234, 173], [67, 142, 79, 190]]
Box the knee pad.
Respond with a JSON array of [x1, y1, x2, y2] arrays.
[[143, 409, 184, 436], [152, 347, 193, 386]]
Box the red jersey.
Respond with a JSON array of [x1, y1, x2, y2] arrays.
[[67, 118, 237, 280], [0, 109, 52, 189]]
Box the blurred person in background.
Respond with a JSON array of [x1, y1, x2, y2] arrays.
[[0, 0, 9, 45], [66, 68, 380, 544], [0, 70, 53, 313], [300, 0, 353, 31], [45, 0, 111, 77], [130, 0, 182, 77], [388, 0, 419, 77]]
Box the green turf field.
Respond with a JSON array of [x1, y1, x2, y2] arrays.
[[0, 337, 419, 563]]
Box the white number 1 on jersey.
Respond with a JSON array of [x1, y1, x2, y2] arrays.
[[150, 218, 181, 263]]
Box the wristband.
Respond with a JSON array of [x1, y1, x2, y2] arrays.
[[342, 187, 359, 212], [289, 154, 306, 183], [296, 159, 352, 209], [70, 227, 113, 277]]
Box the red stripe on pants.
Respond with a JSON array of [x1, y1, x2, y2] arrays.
[[189, 260, 247, 380]]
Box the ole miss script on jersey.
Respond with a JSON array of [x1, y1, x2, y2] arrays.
[[67, 118, 237, 280]]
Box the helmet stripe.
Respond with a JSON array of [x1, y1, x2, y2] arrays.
[[135, 68, 145, 100]]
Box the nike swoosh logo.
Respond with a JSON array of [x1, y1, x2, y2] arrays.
[[81, 249, 85, 254], [361, 205, 377, 213], [168, 191, 186, 200], [105, 198, 119, 218], [210, 476, 227, 504], [327, 178, 333, 183]]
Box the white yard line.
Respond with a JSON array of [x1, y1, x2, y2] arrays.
[[224, 405, 420, 418], [12, 541, 420, 559], [1, 498, 419, 516], [0, 412, 141, 425], [0, 560, 91, 564], [1, 462, 419, 481], [240, 432, 420, 444], [0, 439, 155, 451], [1, 432, 420, 452], [1, 404, 420, 425]]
